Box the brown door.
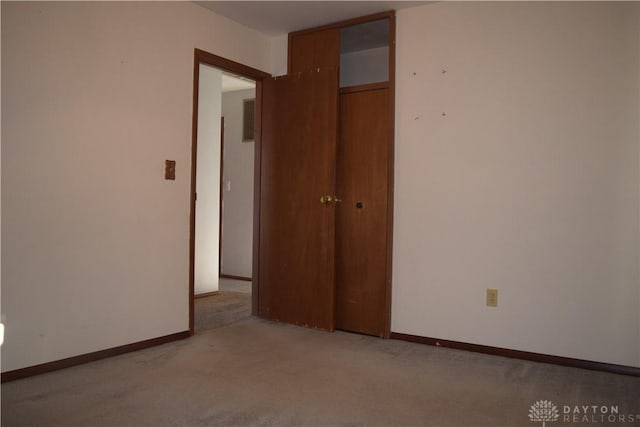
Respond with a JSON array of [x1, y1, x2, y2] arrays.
[[289, 28, 339, 74], [335, 88, 391, 336], [258, 68, 339, 331]]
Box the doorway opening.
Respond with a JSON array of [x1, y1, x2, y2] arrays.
[[219, 73, 256, 286], [189, 49, 270, 334]]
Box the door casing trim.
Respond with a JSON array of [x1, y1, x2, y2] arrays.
[[190, 49, 270, 334]]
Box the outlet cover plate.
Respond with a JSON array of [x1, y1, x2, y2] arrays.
[[486, 288, 498, 307]]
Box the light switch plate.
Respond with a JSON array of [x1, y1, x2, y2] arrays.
[[165, 160, 176, 180]]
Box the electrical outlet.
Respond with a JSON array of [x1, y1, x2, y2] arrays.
[[486, 288, 498, 307]]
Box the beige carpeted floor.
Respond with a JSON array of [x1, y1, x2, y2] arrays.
[[195, 292, 252, 333], [2, 281, 639, 426]]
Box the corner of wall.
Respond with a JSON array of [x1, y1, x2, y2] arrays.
[[637, 2, 640, 368], [269, 33, 288, 76], [0, 0, 3, 368]]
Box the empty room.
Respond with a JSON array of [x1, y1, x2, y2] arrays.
[[2, 1, 639, 426]]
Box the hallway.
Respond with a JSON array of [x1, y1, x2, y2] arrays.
[[195, 278, 251, 333]]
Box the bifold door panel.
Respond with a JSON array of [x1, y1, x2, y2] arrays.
[[335, 88, 391, 336], [258, 69, 339, 331]]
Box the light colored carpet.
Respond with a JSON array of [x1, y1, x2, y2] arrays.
[[219, 278, 251, 294], [195, 291, 251, 333], [2, 300, 639, 426]]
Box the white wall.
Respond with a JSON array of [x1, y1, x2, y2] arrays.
[[194, 64, 222, 295], [221, 89, 255, 279], [393, 2, 640, 367], [1, 1, 271, 372], [270, 34, 289, 77]]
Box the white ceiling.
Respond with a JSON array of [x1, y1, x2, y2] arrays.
[[196, 1, 430, 35], [221, 73, 256, 93]]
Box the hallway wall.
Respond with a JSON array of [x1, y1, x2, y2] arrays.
[[221, 88, 255, 279]]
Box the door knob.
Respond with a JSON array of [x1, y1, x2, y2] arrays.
[[320, 195, 334, 205], [320, 195, 342, 205]]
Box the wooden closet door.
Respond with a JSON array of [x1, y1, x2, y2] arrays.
[[258, 69, 339, 331], [335, 88, 391, 336], [289, 29, 339, 73]]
